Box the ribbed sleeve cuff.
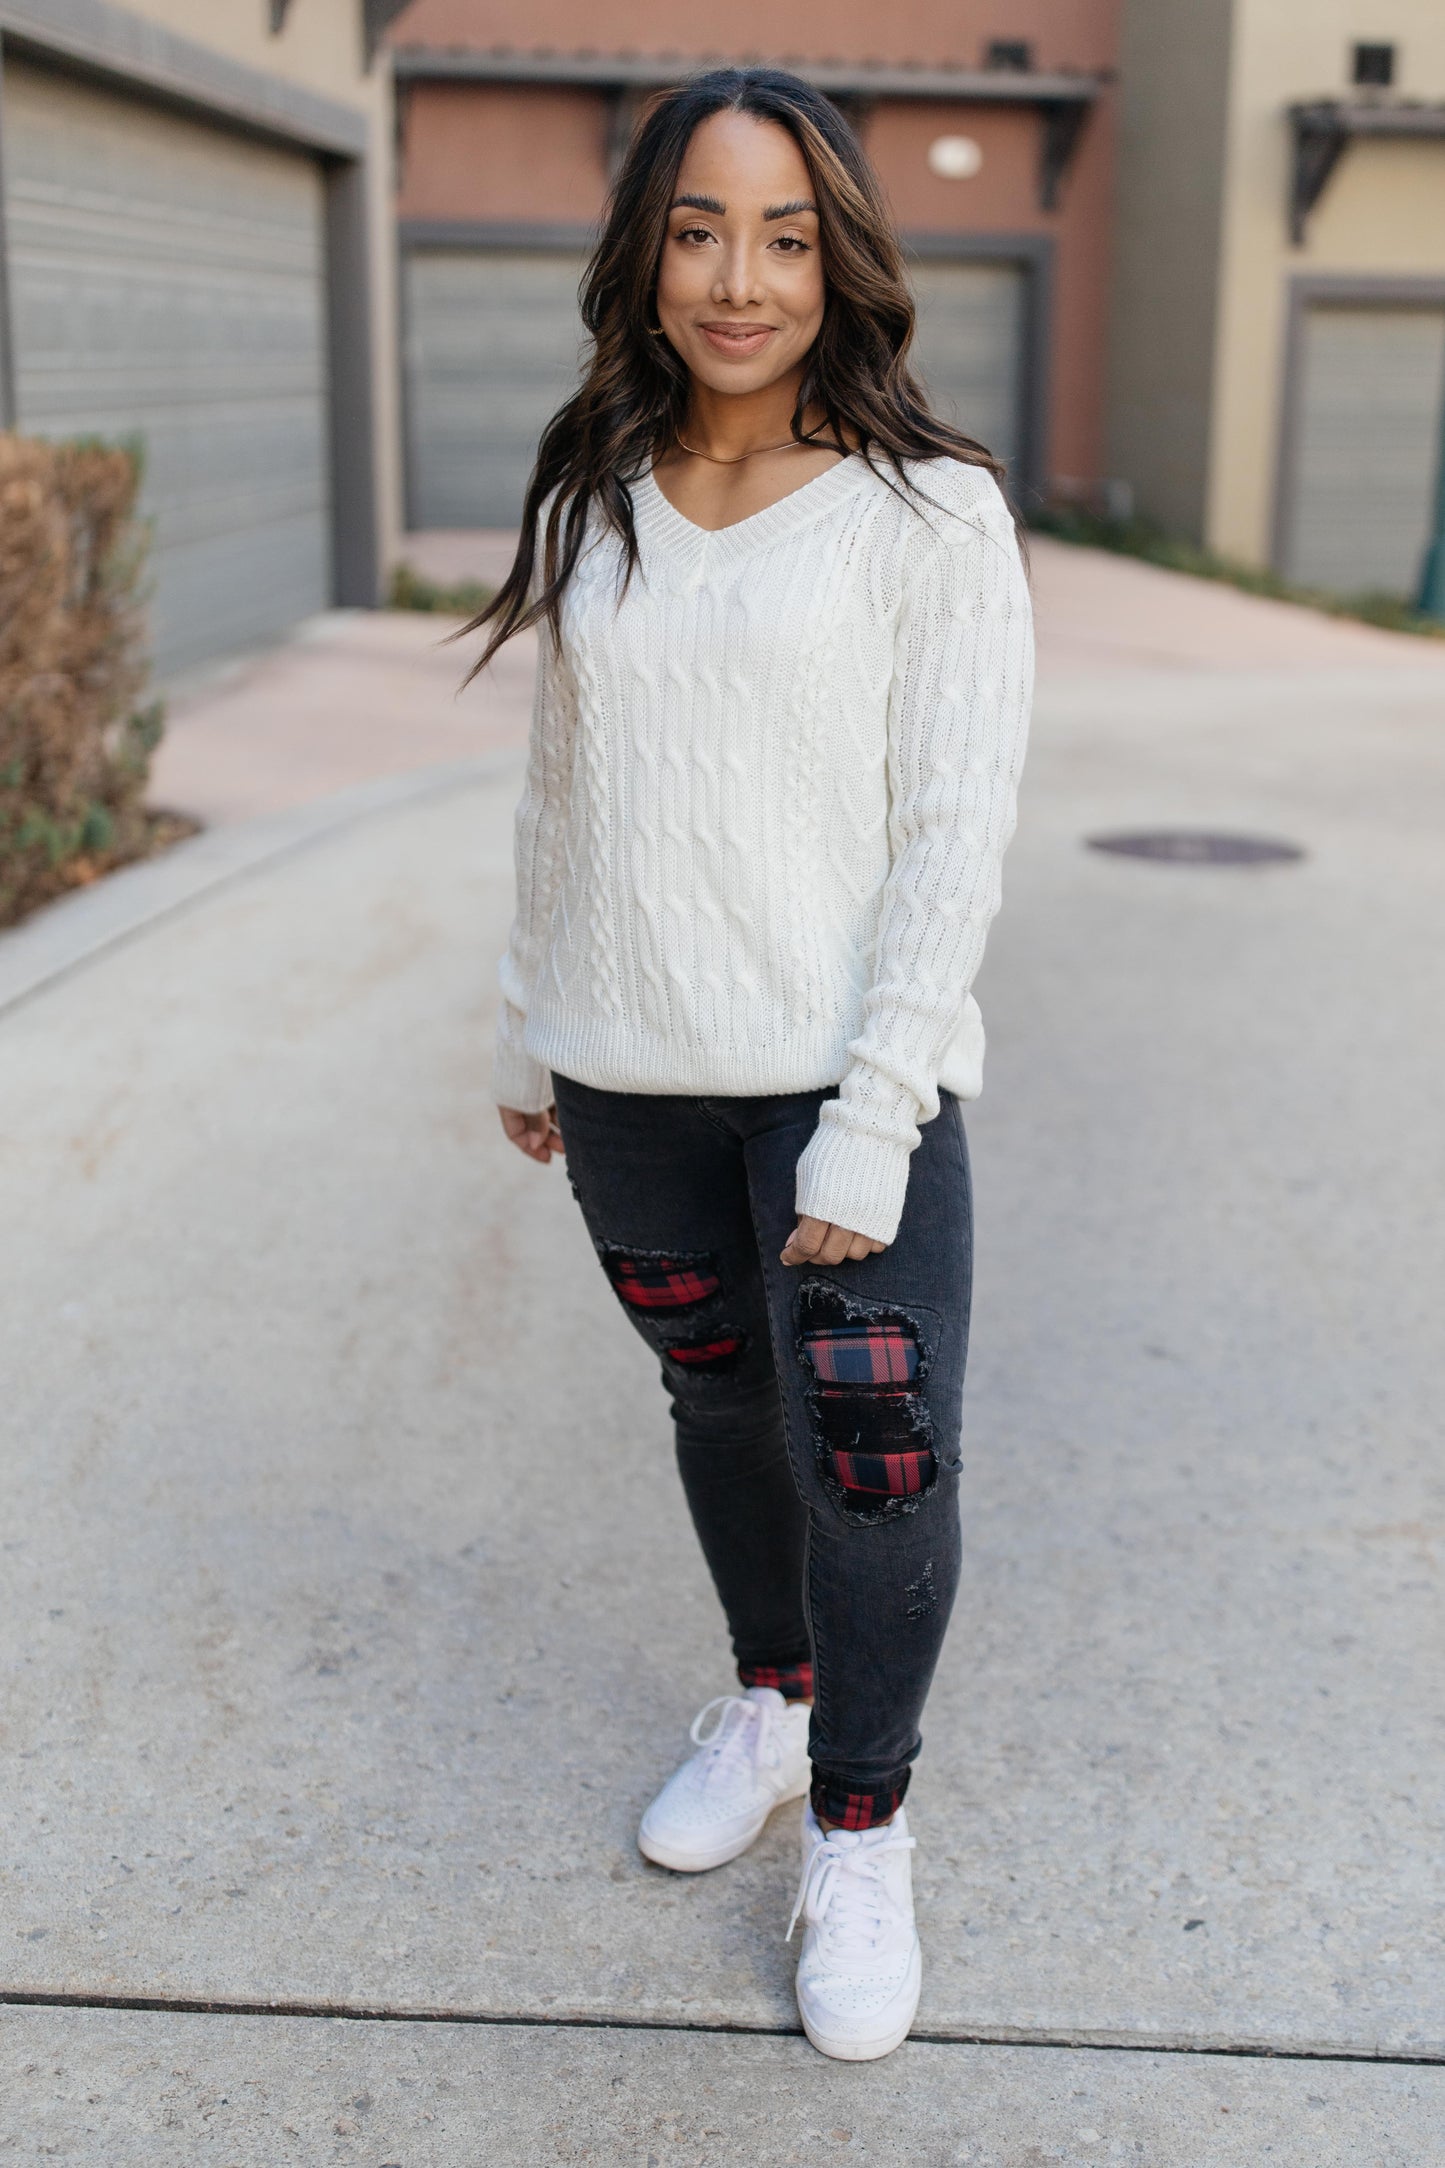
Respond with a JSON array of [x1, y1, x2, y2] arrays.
[[794, 1118, 914, 1247], [492, 1034, 553, 1114]]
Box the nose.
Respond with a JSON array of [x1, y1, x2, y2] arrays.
[[711, 237, 764, 311]]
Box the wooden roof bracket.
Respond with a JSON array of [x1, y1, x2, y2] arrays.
[[1039, 97, 1091, 211], [1290, 99, 1445, 244]]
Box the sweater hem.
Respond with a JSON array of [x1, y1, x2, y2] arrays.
[[520, 1008, 985, 1104]]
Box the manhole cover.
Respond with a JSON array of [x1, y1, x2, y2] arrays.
[[1085, 830, 1305, 866]]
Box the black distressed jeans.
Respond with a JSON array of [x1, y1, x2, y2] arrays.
[[552, 1074, 972, 1827]]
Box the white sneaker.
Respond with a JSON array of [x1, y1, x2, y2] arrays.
[[638, 1689, 811, 1873], [788, 1801, 922, 2061]]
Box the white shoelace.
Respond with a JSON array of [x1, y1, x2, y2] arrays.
[[688, 1693, 777, 1791], [787, 1828, 917, 1953]]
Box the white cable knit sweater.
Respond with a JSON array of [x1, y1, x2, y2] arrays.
[[492, 451, 1034, 1244]]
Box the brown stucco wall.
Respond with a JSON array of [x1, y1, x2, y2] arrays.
[[398, 84, 610, 223], [870, 101, 1116, 487], [391, 0, 1117, 72]]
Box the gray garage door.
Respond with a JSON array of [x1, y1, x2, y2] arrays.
[[1281, 301, 1445, 597], [3, 60, 331, 679], [909, 258, 1027, 475], [403, 248, 588, 528], [401, 245, 1027, 527]]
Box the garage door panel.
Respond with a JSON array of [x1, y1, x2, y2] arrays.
[[908, 259, 1025, 475], [1283, 303, 1445, 597], [404, 249, 588, 528], [158, 519, 332, 661], [3, 60, 331, 679]]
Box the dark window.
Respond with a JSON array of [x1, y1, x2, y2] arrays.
[[985, 39, 1034, 72], [1352, 42, 1396, 86]]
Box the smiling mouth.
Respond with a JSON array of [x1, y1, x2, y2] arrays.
[[698, 322, 776, 353]]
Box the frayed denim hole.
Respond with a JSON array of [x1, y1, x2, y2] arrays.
[[904, 1560, 937, 1620], [810, 1387, 937, 1525], [794, 1280, 940, 1522], [661, 1329, 749, 1377], [600, 1243, 724, 1314], [794, 1277, 936, 1388]]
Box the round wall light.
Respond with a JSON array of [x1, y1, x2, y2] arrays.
[[928, 134, 984, 180]]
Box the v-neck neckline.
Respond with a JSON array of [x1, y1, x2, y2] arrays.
[[633, 453, 869, 560]]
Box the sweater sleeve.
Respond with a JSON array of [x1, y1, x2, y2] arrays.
[[491, 602, 578, 1112], [793, 475, 1034, 1243]]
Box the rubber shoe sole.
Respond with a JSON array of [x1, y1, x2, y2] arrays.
[[638, 1768, 810, 1873]]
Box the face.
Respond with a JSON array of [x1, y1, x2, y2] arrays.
[[654, 110, 826, 397]]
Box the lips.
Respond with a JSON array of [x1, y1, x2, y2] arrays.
[[698, 323, 776, 357]]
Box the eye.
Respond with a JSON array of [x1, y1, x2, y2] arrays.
[[674, 224, 715, 246], [771, 235, 811, 255]]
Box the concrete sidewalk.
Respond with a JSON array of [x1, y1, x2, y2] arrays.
[[2, 549, 1444, 2158]]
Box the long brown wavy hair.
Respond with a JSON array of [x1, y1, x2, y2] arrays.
[[461, 66, 1009, 677]]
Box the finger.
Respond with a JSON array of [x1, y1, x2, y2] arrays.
[[780, 1216, 825, 1266], [520, 1116, 554, 1161], [816, 1225, 854, 1266], [845, 1232, 886, 1260]]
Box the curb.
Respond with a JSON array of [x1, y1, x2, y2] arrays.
[[0, 754, 521, 1021]]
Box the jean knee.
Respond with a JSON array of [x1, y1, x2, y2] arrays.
[[795, 1279, 950, 1526], [598, 1242, 762, 1403]]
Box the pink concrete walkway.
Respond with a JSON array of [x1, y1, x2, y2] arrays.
[[148, 531, 1445, 830], [1027, 536, 1445, 675], [149, 607, 536, 828]]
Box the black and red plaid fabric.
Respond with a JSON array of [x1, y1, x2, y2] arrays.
[[830, 1446, 934, 1498], [667, 1334, 744, 1365], [607, 1255, 721, 1310], [739, 1658, 814, 1702], [803, 1323, 918, 1387], [813, 1389, 935, 1501], [810, 1771, 909, 1831]]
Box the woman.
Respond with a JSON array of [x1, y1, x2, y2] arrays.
[[470, 67, 1033, 2062]]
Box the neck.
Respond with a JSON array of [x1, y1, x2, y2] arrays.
[[682, 371, 814, 460]]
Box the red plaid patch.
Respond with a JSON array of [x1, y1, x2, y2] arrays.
[[667, 1335, 744, 1366], [810, 1773, 908, 1831], [739, 1658, 814, 1702], [607, 1254, 721, 1310], [831, 1446, 934, 1498], [804, 1324, 918, 1387]]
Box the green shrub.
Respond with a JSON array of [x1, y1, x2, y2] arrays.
[[0, 433, 175, 927], [1031, 504, 1445, 641], [387, 560, 496, 616]]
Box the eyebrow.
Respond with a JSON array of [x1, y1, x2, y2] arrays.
[[668, 193, 819, 220]]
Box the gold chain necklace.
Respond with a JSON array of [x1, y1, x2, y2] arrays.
[[675, 432, 814, 465]]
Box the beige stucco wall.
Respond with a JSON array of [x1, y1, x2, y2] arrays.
[[109, 0, 401, 574], [1206, 0, 1445, 563]]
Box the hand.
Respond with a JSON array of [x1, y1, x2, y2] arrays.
[[780, 1215, 886, 1267], [499, 1104, 564, 1164]]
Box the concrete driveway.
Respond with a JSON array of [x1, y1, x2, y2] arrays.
[[1, 550, 1442, 2161]]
